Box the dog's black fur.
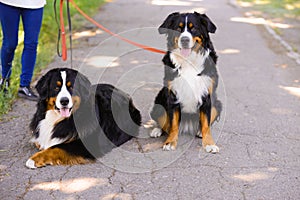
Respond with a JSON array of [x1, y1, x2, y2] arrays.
[[26, 68, 141, 168], [148, 12, 222, 152]]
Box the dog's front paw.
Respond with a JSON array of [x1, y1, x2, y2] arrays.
[[25, 149, 57, 169], [163, 143, 176, 151], [25, 153, 51, 169], [163, 139, 178, 151], [149, 128, 162, 138], [143, 119, 157, 129], [25, 159, 37, 169], [145, 120, 163, 138], [205, 145, 219, 153]]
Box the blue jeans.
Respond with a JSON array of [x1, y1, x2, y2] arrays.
[[0, 2, 43, 87]]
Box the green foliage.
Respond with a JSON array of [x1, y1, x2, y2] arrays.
[[239, 0, 300, 18], [0, 0, 105, 117]]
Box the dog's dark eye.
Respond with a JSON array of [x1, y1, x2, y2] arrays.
[[177, 22, 184, 32], [191, 27, 197, 33], [55, 87, 60, 91]]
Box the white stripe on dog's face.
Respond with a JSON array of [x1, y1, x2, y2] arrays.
[[56, 71, 73, 109], [178, 16, 194, 49]]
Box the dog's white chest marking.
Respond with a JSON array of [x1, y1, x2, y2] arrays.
[[170, 50, 212, 113], [31, 110, 66, 150]]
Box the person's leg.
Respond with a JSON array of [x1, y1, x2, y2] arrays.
[[0, 2, 20, 80], [20, 6, 44, 87]]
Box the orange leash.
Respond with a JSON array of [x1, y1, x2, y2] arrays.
[[59, 0, 67, 61], [68, 0, 166, 55]]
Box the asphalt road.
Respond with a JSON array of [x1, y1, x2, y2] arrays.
[[0, 0, 299, 199]]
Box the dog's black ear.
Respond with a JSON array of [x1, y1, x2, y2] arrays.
[[158, 12, 180, 34], [194, 12, 217, 33], [35, 70, 53, 100]]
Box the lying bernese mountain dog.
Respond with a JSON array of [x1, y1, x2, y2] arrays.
[[26, 68, 141, 169], [146, 12, 222, 153]]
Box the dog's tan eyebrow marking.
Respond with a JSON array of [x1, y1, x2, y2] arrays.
[[194, 36, 202, 44], [67, 81, 72, 87], [189, 22, 193, 28], [179, 22, 184, 27], [56, 81, 62, 87]]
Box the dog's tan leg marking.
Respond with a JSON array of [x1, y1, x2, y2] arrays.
[[26, 147, 92, 169], [210, 106, 219, 124], [158, 112, 170, 133], [200, 111, 219, 153], [163, 110, 180, 151]]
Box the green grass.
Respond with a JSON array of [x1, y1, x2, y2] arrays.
[[0, 0, 106, 117], [238, 0, 300, 18]]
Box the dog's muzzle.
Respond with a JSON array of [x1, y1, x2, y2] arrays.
[[178, 32, 194, 57], [180, 36, 190, 49], [56, 97, 73, 118]]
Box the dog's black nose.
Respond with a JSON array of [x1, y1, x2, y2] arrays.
[[180, 36, 190, 48], [60, 97, 69, 106]]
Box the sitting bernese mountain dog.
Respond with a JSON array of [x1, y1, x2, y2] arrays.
[[26, 68, 141, 169], [146, 12, 222, 153]]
